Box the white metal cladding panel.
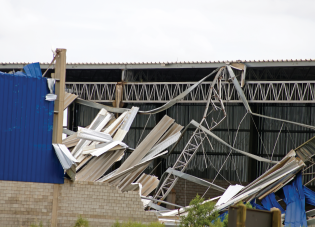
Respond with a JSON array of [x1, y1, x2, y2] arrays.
[[73, 103, 315, 183]]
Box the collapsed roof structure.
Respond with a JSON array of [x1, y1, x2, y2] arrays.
[[48, 63, 315, 227], [3, 56, 315, 226]]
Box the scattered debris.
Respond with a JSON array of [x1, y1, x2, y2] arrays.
[[53, 64, 315, 227]]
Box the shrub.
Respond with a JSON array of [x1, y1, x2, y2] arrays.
[[180, 194, 228, 227], [74, 215, 90, 227], [30, 221, 43, 227]]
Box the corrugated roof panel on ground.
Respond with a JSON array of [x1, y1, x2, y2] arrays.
[[0, 63, 64, 183]]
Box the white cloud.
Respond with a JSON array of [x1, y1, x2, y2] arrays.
[[0, 0, 314, 62]]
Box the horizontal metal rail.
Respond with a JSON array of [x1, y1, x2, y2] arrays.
[[65, 81, 315, 103]]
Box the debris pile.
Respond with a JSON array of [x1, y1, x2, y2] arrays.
[[53, 64, 315, 227], [54, 107, 183, 197]]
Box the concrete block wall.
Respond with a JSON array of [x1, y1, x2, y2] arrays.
[[0, 179, 157, 227], [0, 180, 54, 226], [173, 178, 247, 207]]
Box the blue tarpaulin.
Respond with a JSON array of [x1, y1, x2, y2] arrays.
[[282, 173, 307, 227], [0, 63, 64, 183], [261, 193, 285, 214], [304, 185, 315, 207], [250, 200, 268, 211]]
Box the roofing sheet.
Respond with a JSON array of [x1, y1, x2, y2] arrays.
[[1, 59, 315, 65], [1, 59, 315, 70], [0, 63, 64, 183]]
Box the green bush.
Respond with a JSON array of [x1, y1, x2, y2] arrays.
[[112, 220, 164, 227], [180, 194, 228, 227], [73, 215, 90, 227], [30, 221, 43, 227]]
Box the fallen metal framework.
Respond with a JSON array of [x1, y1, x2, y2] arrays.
[[66, 81, 315, 103], [56, 62, 315, 227]]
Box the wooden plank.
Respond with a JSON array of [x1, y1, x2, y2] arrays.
[[52, 49, 67, 144], [50, 184, 60, 227]]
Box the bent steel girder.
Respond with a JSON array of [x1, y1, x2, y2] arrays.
[[153, 68, 225, 202], [227, 65, 315, 130]]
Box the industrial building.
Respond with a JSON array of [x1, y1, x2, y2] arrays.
[[2, 57, 315, 226]]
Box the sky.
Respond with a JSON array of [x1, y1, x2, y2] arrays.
[[0, 0, 314, 63]]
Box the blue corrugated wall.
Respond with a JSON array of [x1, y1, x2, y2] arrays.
[[0, 63, 64, 183]]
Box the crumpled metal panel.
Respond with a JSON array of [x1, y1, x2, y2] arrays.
[[295, 136, 315, 162], [0, 63, 64, 183]]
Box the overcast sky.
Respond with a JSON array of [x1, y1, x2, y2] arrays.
[[1, 0, 314, 63]]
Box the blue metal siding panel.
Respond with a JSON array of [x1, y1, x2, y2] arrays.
[[0, 63, 64, 184]]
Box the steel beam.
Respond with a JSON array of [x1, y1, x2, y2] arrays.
[[165, 168, 225, 192], [66, 81, 315, 104]]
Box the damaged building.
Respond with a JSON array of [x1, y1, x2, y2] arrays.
[[2, 54, 315, 226]]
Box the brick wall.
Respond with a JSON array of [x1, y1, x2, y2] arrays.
[[0, 179, 157, 227], [173, 178, 247, 207]]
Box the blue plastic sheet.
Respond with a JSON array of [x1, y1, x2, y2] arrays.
[[282, 173, 307, 227], [219, 211, 228, 222], [250, 200, 268, 211], [261, 193, 285, 214], [0, 63, 64, 183], [303, 186, 315, 207]]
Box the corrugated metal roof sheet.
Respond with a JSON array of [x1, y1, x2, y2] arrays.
[[1, 59, 315, 70], [0, 63, 64, 183], [0, 59, 315, 65]]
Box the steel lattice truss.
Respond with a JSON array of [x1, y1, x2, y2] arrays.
[[154, 128, 207, 201], [66, 81, 315, 103]]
